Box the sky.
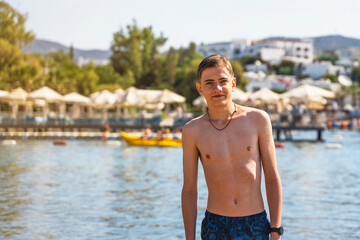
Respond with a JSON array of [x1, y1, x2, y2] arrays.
[[9, 0, 360, 51]]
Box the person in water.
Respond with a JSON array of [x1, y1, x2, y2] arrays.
[[181, 55, 283, 240], [101, 122, 110, 141]]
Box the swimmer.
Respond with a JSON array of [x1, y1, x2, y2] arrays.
[[101, 122, 110, 141]]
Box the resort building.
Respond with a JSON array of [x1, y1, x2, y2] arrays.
[[197, 39, 252, 59], [245, 74, 296, 93], [301, 61, 345, 79], [198, 38, 314, 64], [245, 60, 268, 73], [242, 37, 314, 64]]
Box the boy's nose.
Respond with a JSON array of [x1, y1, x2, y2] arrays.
[[214, 83, 222, 90]]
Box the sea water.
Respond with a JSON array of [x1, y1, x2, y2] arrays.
[[0, 130, 359, 239]]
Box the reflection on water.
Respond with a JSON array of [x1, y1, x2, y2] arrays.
[[0, 130, 359, 239]]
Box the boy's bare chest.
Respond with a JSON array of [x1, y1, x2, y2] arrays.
[[196, 122, 259, 161]]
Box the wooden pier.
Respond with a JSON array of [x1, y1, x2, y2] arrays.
[[272, 125, 325, 142], [1, 122, 325, 142]]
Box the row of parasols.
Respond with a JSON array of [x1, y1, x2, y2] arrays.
[[0, 84, 336, 118], [0, 86, 186, 119], [193, 84, 336, 110]]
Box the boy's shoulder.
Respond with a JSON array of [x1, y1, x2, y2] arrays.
[[184, 114, 207, 129], [239, 106, 270, 120]]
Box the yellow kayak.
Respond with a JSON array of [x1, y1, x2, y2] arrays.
[[121, 131, 182, 147]]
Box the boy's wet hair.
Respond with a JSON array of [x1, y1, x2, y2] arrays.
[[197, 54, 234, 82]]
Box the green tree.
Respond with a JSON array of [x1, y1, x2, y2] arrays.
[[174, 58, 202, 105], [0, 1, 34, 74], [276, 60, 295, 75], [316, 56, 338, 64], [172, 43, 204, 104], [230, 60, 248, 90], [110, 21, 167, 88], [0, 1, 34, 46], [95, 64, 134, 89], [160, 47, 178, 88], [238, 56, 264, 66], [322, 73, 337, 83], [352, 66, 360, 85]]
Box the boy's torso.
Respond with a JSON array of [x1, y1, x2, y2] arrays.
[[193, 107, 265, 216]]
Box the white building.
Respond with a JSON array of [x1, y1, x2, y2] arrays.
[[245, 60, 268, 73], [198, 37, 314, 64], [76, 56, 110, 67], [197, 39, 251, 59], [241, 37, 314, 64], [245, 74, 295, 92], [301, 61, 345, 79]]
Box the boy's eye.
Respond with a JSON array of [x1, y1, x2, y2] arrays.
[[205, 82, 213, 85]]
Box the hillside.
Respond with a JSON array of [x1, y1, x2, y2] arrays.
[[23, 35, 360, 61], [22, 39, 112, 60], [312, 35, 360, 50]]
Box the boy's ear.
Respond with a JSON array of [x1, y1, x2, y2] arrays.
[[196, 82, 203, 95], [232, 78, 236, 91]]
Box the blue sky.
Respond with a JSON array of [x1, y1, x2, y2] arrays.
[[9, 0, 360, 50]]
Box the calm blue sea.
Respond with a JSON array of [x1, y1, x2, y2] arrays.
[[0, 130, 359, 240]]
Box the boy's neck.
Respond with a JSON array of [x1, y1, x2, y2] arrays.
[[207, 102, 237, 120]]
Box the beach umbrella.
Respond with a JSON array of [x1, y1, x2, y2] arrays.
[[281, 84, 335, 100], [91, 90, 118, 119], [193, 95, 207, 107], [137, 89, 162, 103], [0, 90, 9, 98], [62, 92, 90, 104], [89, 91, 100, 101], [232, 88, 249, 103], [92, 90, 117, 106], [114, 88, 125, 96], [119, 87, 146, 106], [1, 88, 28, 118], [154, 89, 186, 114], [0, 90, 9, 112], [155, 89, 186, 104], [62, 92, 91, 118], [27, 86, 63, 117], [27, 86, 63, 102], [3, 88, 28, 102], [250, 88, 280, 103], [117, 87, 147, 118]]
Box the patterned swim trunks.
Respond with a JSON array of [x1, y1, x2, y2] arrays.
[[201, 210, 270, 240]]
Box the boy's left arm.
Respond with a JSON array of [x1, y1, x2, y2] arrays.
[[257, 111, 283, 240]]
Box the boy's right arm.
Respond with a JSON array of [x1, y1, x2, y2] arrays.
[[181, 124, 199, 240]]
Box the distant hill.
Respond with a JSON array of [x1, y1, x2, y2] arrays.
[[22, 39, 112, 60], [23, 36, 360, 61], [312, 35, 360, 50]]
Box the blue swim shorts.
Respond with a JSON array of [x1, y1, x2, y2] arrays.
[[201, 210, 270, 240]]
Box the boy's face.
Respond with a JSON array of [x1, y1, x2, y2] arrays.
[[196, 65, 236, 106]]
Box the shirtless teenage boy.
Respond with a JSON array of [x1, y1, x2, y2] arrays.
[[181, 55, 282, 240]]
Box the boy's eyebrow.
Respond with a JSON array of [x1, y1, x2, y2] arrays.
[[204, 77, 228, 82], [204, 79, 214, 83]]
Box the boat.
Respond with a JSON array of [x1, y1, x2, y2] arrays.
[[53, 140, 67, 146], [121, 131, 182, 147], [275, 142, 285, 148]]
